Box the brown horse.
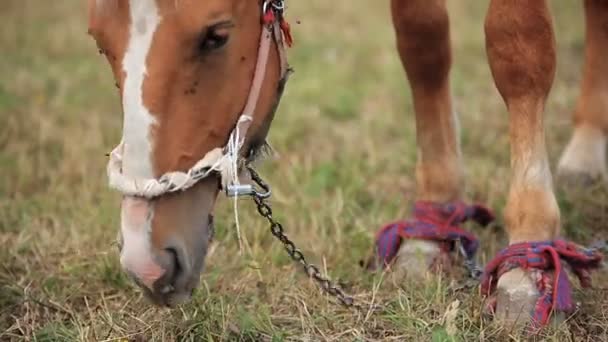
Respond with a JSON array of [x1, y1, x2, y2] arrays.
[[87, 0, 606, 326]]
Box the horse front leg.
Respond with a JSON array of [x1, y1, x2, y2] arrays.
[[484, 0, 559, 325], [376, 0, 491, 279], [482, 0, 601, 328]]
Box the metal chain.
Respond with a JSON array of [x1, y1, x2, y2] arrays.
[[590, 239, 608, 253], [457, 241, 483, 280], [247, 167, 364, 310], [240, 167, 486, 309], [233, 167, 608, 310]]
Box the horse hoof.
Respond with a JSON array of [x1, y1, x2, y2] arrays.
[[495, 268, 538, 325], [495, 268, 565, 327], [392, 239, 446, 280]]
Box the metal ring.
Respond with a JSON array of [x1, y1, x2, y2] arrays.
[[247, 166, 272, 199], [272, 0, 284, 11], [262, 0, 271, 14], [253, 187, 272, 199]]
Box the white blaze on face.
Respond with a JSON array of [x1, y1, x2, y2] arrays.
[[119, 0, 164, 287], [122, 0, 160, 179]]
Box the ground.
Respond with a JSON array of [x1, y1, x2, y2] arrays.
[[1, 1, 608, 341]]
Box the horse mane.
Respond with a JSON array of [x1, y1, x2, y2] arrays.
[[247, 141, 273, 163]]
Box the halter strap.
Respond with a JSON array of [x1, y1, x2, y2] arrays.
[[107, 2, 291, 198], [233, 10, 290, 151]]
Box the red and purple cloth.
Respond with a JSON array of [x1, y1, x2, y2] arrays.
[[375, 201, 495, 268], [375, 200, 604, 330], [481, 240, 603, 329]]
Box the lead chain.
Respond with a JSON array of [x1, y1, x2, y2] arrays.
[[247, 167, 363, 310]]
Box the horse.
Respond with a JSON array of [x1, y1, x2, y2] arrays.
[[87, 0, 605, 328]]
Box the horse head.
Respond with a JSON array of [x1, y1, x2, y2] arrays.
[[88, 0, 289, 306]]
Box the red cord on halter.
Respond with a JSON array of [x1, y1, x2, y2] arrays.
[[263, 8, 276, 24], [263, 4, 293, 48], [280, 19, 293, 47]]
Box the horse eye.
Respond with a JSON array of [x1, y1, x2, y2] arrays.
[[199, 30, 229, 52]]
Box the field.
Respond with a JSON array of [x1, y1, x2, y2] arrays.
[[2, 1, 608, 341]]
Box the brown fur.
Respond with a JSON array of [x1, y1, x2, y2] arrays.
[[484, 0, 559, 242], [391, 0, 462, 203]]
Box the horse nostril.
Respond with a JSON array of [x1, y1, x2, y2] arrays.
[[208, 215, 215, 242], [164, 247, 182, 288]]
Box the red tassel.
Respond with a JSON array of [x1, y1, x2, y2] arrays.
[[280, 19, 293, 47], [263, 10, 275, 25]]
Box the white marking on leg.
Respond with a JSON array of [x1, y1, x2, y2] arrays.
[[558, 124, 607, 177], [514, 147, 553, 191], [507, 127, 560, 244], [452, 107, 464, 174]]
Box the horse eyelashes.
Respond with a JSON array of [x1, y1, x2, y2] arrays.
[[198, 32, 229, 53]]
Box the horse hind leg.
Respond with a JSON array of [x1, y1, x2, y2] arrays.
[[557, 0, 608, 184], [485, 0, 561, 325], [390, 0, 463, 278]]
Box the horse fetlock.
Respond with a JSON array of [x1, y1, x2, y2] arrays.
[[504, 189, 560, 244]]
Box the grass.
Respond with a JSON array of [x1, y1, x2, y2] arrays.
[[1, 0, 608, 341]]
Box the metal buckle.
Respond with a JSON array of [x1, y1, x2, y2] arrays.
[[225, 167, 272, 199], [226, 183, 271, 198], [226, 184, 255, 197]]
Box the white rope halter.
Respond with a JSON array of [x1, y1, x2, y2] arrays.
[[106, 116, 252, 199]]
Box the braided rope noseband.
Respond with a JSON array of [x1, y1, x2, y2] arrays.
[[106, 2, 290, 199]]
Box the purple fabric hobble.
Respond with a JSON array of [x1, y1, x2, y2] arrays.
[[375, 201, 495, 268], [481, 240, 603, 331]]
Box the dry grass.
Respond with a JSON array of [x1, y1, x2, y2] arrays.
[[1, 1, 608, 341]]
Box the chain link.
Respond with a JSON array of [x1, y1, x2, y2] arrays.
[[244, 167, 484, 310], [247, 167, 364, 310], [457, 241, 483, 280]]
